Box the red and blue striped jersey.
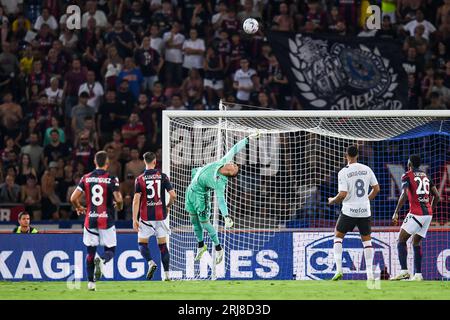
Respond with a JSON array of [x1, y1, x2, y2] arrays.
[[135, 169, 173, 221], [401, 170, 434, 216], [77, 169, 120, 229]]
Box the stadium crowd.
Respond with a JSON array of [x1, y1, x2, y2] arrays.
[[0, 0, 449, 221]]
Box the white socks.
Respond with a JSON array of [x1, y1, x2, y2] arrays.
[[363, 240, 374, 279], [334, 237, 343, 274]]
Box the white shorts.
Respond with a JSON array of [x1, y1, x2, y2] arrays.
[[204, 79, 224, 90], [83, 226, 117, 248], [138, 219, 171, 240], [401, 213, 432, 238]]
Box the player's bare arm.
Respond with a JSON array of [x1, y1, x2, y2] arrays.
[[132, 192, 141, 232], [328, 191, 347, 205], [392, 190, 408, 226], [70, 189, 86, 215], [113, 191, 124, 211], [166, 190, 177, 213], [368, 184, 380, 201], [430, 186, 440, 210]]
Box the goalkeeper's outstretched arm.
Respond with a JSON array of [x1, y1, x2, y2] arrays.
[[218, 132, 259, 165]]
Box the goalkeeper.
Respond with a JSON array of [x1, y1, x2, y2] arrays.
[[185, 133, 259, 264]]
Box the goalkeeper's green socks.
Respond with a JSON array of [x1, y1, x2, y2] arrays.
[[202, 222, 220, 246], [190, 215, 204, 242]]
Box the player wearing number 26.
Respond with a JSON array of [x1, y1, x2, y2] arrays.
[[328, 145, 380, 282], [391, 155, 440, 281], [70, 151, 124, 291], [133, 152, 176, 281]]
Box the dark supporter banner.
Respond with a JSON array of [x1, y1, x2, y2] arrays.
[[267, 31, 408, 110]]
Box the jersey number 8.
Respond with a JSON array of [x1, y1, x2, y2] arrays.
[[355, 179, 365, 197], [91, 185, 104, 206]]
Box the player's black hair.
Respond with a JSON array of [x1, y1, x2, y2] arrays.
[[95, 150, 108, 167], [346, 145, 358, 158], [143, 152, 156, 164], [18, 211, 30, 220], [409, 154, 421, 168]]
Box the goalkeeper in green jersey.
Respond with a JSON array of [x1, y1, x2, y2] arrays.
[[185, 132, 259, 264]]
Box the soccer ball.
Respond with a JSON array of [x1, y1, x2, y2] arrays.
[[243, 18, 259, 34]]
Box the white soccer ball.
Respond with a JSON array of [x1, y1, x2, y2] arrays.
[[243, 18, 259, 34]]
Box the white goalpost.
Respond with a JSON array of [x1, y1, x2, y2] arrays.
[[162, 107, 450, 281]]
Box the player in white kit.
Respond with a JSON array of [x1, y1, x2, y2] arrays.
[[328, 145, 380, 281]]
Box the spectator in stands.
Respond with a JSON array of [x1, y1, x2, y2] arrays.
[[45, 76, 63, 108], [20, 133, 43, 173], [182, 28, 205, 76], [403, 9, 436, 40], [63, 58, 88, 122], [71, 91, 95, 136], [427, 72, 450, 106], [181, 68, 204, 108], [0, 92, 22, 139], [149, 24, 163, 55], [12, 211, 39, 233], [21, 175, 42, 220], [233, 57, 257, 105], [43, 116, 65, 146], [425, 91, 447, 109], [106, 145, 122, 179], [40, 161, 60, 220], [73, 132, 96, 172], [135, 36, 163, 93], [34, 93, 55, 133], [104, 129, 124, 162], [375, 15, 397, 39], [163, 21, 185, 87], [121, 112, 146, 148], [78, 70, 104, 112], [34, 7, 58, 33], [117, 57, 143, 99], [81, 0, 108, 29], [105, 19, 135, 59], [43, 129, 69, 168], [116, 79, 136, 120], [0, 174, 20, 203], [125, 147, 145, 178], [102, 45, 123, 90], [166, 93, 186, 110], [149, 81, 167, 110], [125, 0, 149, 38], [17, 153, 37, 185], [204, 46, 224, 108], [272, 2, 294, 32]]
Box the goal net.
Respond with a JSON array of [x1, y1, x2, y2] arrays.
[[162, 108, 449, 281]]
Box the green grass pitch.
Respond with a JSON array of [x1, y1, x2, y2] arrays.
[[1, 280, 449, 300]]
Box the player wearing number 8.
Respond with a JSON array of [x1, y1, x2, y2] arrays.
[[328, 145, 380, 281], [391, 155, 440, 281], [132, 152, 176, 281], [70, 151, 124, 291]]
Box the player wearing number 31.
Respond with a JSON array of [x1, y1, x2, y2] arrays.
[[133, 152, 176, 281], [391, 155, 440, 281], [70, 151, 124, 291], [328, 145, 380, 282]]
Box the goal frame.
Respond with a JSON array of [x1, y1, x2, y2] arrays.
[[163, 110, 450, 176], [162, 109, 449, 280]]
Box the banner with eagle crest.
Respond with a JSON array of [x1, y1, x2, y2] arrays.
[[267, 32, 408, 110]]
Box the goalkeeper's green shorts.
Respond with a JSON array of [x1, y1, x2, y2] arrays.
[[185, 188, 211, 223]]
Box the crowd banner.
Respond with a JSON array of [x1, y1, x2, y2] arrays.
[[267, 31, 408, 110]]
